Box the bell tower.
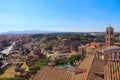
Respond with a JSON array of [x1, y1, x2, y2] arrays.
[[106, 24, 114, 46]]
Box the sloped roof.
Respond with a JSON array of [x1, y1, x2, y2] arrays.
[[72, 55, 94, 80], [72, 55, 105, 80], [33, 67, 74, 80], [87, 57, 105, 80]]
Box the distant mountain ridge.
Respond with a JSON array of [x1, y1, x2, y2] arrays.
[[0, 30, 58, 34]]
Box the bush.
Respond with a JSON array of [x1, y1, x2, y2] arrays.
[[29, 58, 50, 74], [68, 54, 84, 65], [0, 77, 25, 80], [55, 58, 68, 65], [1, 40, 11, 47], [44, 45, 52, 50]]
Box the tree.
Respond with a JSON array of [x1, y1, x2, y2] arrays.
[[0, 58, 3, 61], [54, 58, 68, 65], [22, 48, 30, 55], [1, 40, 11, 47], [68, 54, 84, 65], [29, 58, 50, 74], [0, 77, 25, 80], [45, 45, 52, 50]]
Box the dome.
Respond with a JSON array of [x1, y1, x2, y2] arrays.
[[33, 45, 40, 50], [106, 27, 113, 30], [106, 24, 114, 30]]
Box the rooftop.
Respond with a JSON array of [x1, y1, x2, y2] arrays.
[[33, 55, 105, 80], [33, 67, 74, 80]]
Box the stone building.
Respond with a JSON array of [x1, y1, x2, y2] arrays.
[[27, 44, 44, 66], [102, 25, 120, 61], [78, 46, 86, 58], [106, 25, 114, 46], [102, 47, 120, 62], [71, 41, 80, 51], [61, 39, 71, 47], [61, 39, 71, 51], [33, 45, 42, 56], [27, 52, 40, 66]]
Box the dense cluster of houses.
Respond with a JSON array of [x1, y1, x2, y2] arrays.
[[0, 25, 120, 80]]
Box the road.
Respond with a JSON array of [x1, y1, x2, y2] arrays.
[[0, 42, 15, 55]]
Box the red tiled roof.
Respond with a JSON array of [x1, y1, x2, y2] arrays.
[[106, 45, 119, 49], [33, 56, 105, 80], [33, 67, 74, 80], [72, 55, 105, 80]]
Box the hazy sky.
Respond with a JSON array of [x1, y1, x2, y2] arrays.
[[0, 0, 120, 32]]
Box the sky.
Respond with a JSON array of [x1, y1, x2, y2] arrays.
[[0, 0, 120, 32]]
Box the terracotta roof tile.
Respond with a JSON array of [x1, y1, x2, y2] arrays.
[[33, 67, 74, 80]]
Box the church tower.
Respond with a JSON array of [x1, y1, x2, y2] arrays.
[[106, 25, 114, 46]]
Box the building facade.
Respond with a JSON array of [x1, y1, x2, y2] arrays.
[[78, 46, 86, 58], [105, 60, 120, 80]]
